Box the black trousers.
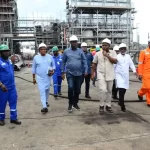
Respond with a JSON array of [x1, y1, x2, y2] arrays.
[[118, 88, 126, 107], [67, 73, 81, 106], [112, 79, 118, 98], [81, 74, 91, 95]]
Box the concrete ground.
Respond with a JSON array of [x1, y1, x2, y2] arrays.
[[0, 67, 150, 150]]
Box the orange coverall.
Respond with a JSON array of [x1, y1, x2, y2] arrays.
[[138, 48, 150, 104]]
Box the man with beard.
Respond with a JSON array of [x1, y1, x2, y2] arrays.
[[32, 43, 55, 114]]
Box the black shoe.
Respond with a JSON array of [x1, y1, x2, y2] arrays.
[[85, 95, 91, 99], [137, 92, 143, 101], [41, 108, 48, 114], [54, 94, 58, 98], [0, 120, 5, 126], [99, 106, 104, 115], [58, 93, 62, 96], [68, 105, 73, 113], [112, 96, 119, 100], [10, 120, 21, 125], [106, 106, 113, 113], [118, 101, 121, 106], [121, 106, 126, 112], [73, 104, 80, 110], [46, 102, 49, 107], [93, 83, 96, 87]]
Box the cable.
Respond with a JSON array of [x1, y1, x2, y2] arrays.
[[15, 75, 146, 103]]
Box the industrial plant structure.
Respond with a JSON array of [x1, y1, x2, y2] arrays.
[[66, 0, 136, 48], [0, 0, 18, 47]]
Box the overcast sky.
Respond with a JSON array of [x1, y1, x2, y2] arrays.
[[17, 0, 148, 44]]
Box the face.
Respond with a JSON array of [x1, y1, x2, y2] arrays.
[[0, 50, 10, 59], [53, 51, 58, 56], [120, 47, 127, 55], [70, 41, 78, 49], [115, 50, 120, 55], [82, 46, 87, 52], [102, 42, 110, 51], [148, 42, 150, 47], [39, 47, 47, 56]]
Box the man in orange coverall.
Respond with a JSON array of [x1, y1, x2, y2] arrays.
[[138, 39, 150, 107]]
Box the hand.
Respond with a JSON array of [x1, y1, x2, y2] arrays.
[[33, 78, 36, 85], [62, 73, 65, 80], [84, 73, 88, 77], [103, 50, 108, 57], [138, 75, 142, 81], [0, 84, 8, 92], [91, 74, 95, 81], [48, 70, 54, 76], [134, 72, 138, 78]]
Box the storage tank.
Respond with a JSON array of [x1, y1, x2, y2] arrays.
[[83, 30, 93, 38], [86, 39, 94, 46]]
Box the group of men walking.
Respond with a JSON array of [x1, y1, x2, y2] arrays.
[[1, 37, 150, 126]]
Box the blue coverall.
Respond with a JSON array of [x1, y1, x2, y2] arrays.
[[53, 55, 62, 95], [0, 57, 18, 121], [32, 54, 55, 108]]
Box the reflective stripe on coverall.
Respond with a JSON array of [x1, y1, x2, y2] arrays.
[[0, 58, 18, 120], [138, 48, 150, 104], [53, 55, 62, 95]]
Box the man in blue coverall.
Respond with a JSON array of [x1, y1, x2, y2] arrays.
[[52, 46, 63, 98], [0, 44, 21, 126], [61, 35, 88, 113], [80, 42, 93, 99]]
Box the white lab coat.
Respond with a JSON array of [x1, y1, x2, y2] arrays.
[[115, 54, 136, 89]]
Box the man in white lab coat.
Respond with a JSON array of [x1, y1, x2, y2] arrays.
[[115, 43, 137, 112]]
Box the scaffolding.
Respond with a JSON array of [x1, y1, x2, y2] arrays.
[[66, 0, 136, 49]]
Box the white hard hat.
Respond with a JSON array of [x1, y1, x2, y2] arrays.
[[81, 42, 87, 47], [113, 45, 119, 51], [69, 35, 78, 42], [102, 38, 111, 45], [148, 39, 150, 43], [95, 44, 100, 48], [39, 43, 47, 49], [119, 43, 127, 49]]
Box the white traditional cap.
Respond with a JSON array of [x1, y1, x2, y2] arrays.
[[81, 42, 87, 47], [39, 43, 47, 49], [113, 45, 119, 51], [119, 43, 127, 49], [102, 38, 111, 45], [69, 35, 78, 42]]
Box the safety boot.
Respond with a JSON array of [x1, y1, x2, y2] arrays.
[[10, 120, 21, 125], [58, 92, 62, 96], [99, 106, 104, 115], [137, 91, 143, 101], [106, 106, 113, 113], [0, 120, 5, 126]]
